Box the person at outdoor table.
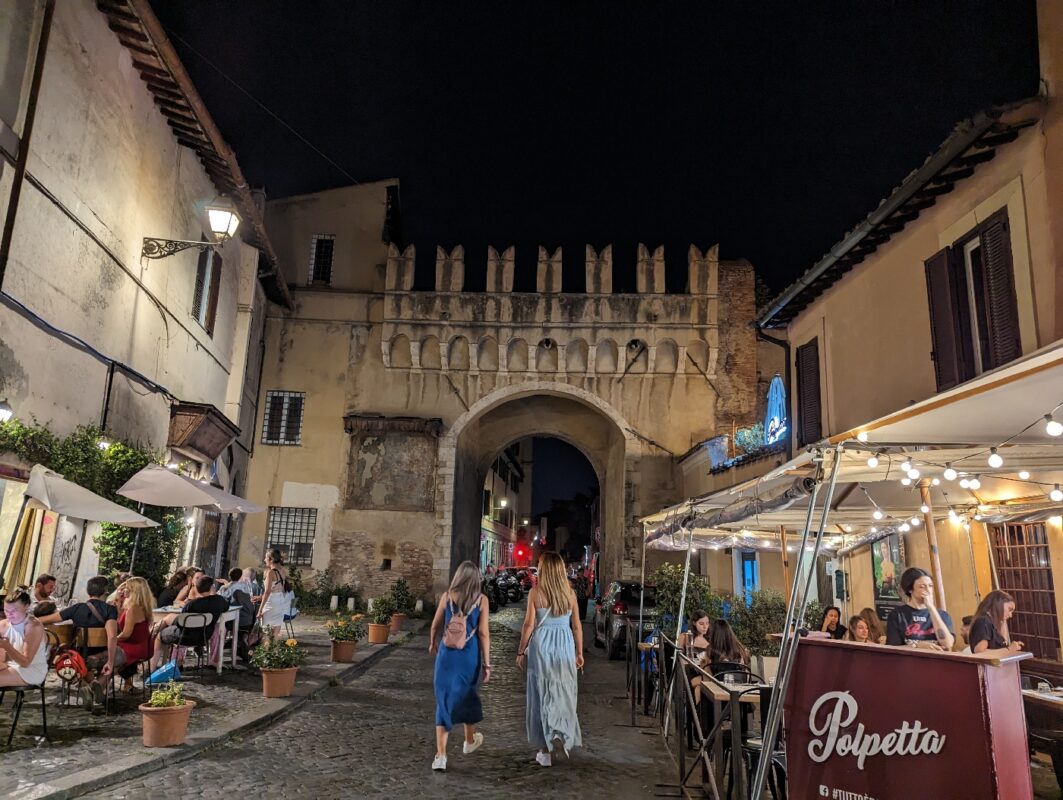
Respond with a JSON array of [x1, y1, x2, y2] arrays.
[[37, 576, 121, 711], [115, 577, 154, 693], [176, 568, 205, 605], [885, 567, 955, 650], [106, 573, 132, 605], [858, 607, 887, 644], [820, 605, 847, 640], [679, 610, 711, 703], [218, 567, 254, 601], [969, 590, 1024, 656], [155, 575, 230, 667], [256, 550, 290, 636], [846, 615, 872, 643], [29, 573, 56, 614], [0, 589, 48, 688], [708, 618, 749, 670], [958, 615, 974, 654]]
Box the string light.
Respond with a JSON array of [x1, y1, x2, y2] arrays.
[[1046, 415, 1063, 437], [900, 523, 911, 532], [987, 448, 1003, 469], [911, 517, 921, 526], [969, 477, 982, 490], [907, 468, 921, 480], [919, 504, 930, 514], [843, 524, 853, 532], [857, 431, 869, 442], [870, 526, 878, 534], [1018, 470, 1031, 480], [867, 453, 879, 468], [900, 459, 912, 472], [1052, 485, 1063, 503], [872, 510, 884, 520], [959, 477, 970, 489], [931, 478, 941, 486], [901, 477, 912, 486], [948, 508, 959, 520], [943, 466, 957, 481]]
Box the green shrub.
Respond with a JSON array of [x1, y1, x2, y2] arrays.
[[729, 589, 788, 656], [652, 562, 711, 628], [389, 578, 415, 614], [290, 567, 361, 612], [146, 680, 185, 708], [371, 595, 396, 626]]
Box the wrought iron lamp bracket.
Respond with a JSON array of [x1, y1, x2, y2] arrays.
[[141, 237, 224, 260]]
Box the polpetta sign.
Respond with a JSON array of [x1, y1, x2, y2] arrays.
[[784, 638, 1033, 799]]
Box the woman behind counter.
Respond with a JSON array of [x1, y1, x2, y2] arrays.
[[886, 567, 955, 650]]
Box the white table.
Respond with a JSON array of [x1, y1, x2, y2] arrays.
[[152, 606, 241, 674]]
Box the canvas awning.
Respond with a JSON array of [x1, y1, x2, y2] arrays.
[[26, 465, 159, 527], [117, 464, 264, 513]]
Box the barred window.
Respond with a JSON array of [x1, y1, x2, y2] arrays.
[[267, 507, 317, 566], [262, 391, 305, 445], [308, 234, 336, 284]]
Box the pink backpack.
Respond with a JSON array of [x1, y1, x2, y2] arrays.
[[442, 595, 479, 650]]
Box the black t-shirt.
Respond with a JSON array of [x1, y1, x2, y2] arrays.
[[157, 586, 180, 607], [828, 624, 848, 640], [886, 604, 954, 645], [969, 615, 1007, 650], [59, 599, 118, 654], [183, 594, 231, 635]]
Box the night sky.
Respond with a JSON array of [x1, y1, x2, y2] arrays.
[[153, 1, 1040, 294], [531, 438, 598, 517]]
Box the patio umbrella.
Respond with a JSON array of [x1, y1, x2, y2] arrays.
[[117, 464, 264, 513], [763, 373, 787, 445]]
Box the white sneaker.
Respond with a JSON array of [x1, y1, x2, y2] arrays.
[[432, 754, 447, 771], [463, 732, 484, 754], [535, 751, 552, 767]]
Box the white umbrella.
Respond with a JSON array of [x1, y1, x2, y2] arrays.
[[117, 464, 264, 513], [27, 465, 159, 526]]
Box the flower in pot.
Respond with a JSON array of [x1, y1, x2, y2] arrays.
[[326, 612, 367, 663], [250, 629, 308, 697], [139, 680, 195, 747], [389, 578, 415, 632], [367, 596, 395, 644]]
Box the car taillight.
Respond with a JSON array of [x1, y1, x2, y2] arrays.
[[611, 601, 628, 614]]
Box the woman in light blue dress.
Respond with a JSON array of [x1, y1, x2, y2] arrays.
[[515, 552, 583, 767]]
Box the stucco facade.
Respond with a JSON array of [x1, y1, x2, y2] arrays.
[[241, 179, 764, 598]]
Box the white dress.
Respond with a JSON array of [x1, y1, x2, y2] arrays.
[[5, 620, 48, 685], [260, 571, 290, 629]]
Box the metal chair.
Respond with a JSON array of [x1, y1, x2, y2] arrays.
[[167, 613, 213, 671], [77, 626, 117, 712], [741, 685, 787, 800], [0, 630, 56, 748], [284, 606, 299, 639]]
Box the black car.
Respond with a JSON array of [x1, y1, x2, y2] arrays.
[[593, 581, 656, 659]]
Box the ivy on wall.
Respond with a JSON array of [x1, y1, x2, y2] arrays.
[[0, 418, 183, 591]]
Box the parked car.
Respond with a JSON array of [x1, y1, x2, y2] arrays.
[[593, 581, 656, 660]]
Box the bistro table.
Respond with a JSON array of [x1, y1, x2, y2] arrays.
[[152, 606, 240, 675], [701, 678, 764, 797]]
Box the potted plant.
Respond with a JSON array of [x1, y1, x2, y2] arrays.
[[367, 595, 395, 644], [326, 612, 367, 662], [250, 629, 307, 697], [139, 680, 195, 747], [389, 578, 415, 632]]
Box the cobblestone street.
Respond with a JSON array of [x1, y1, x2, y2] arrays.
[[85, 603, 672, 799]]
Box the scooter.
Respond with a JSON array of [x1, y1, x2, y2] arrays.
[[481, 577, 499, 613], [484, 574, 507, 607], [497, 571, 523, 602]]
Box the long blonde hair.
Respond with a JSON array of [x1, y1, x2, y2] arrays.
[[447, 561, 482, 613], [122, 577, 156, 622], [535, 552, 572, 616]]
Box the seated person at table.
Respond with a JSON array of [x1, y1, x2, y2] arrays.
[[0, 590, 48, 687], [37, 576, 122, 710], [846, 615, 872, 643], [708, 619, 749, 672], [156, 569, 188, 608], [885, 567, 955, 650], [858, 607, 887, 644], [219, 567, 255, 601], [969, 590, 1023, 656], [29, 573, 56, 614], [958, 615, 974, 654], [116, 577, 155, 692], [679, 611, 712, 703], [156, 576, 230, 662], [174, 567, 204, 606], [820, 605, 847, 640]]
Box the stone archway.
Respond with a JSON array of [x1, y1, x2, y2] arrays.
[[436, 381, 637, 593]]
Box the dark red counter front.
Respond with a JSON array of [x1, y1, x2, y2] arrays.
[[784, 638, 1032, 800]]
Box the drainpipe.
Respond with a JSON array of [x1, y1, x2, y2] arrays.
[[755, 326, 792, 461], [0, 0, 55, 291]]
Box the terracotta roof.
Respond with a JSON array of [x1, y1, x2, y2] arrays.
[[757, 98, 1042, 329], [95, 0, 293, 309]]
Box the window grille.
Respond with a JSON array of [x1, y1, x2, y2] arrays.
[[308, 234, 336, 284], [267, 507, 317, 566], [989, 522, 1061, 660], [262, 391, 305, 445]]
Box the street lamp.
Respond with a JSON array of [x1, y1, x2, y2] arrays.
[[142, 196, 241, 259], [0, 399, 12, 423]]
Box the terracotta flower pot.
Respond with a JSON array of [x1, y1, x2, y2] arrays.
[[139, 700, 196, 747], [330, 639, 358, 663], [390, 612, 408, 633], [367, 622, 390, 644], [260, 667, 299, 698]]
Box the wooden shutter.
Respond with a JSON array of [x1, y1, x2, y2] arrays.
[[795, 338, 822, 446], [924, 247, 967, 391], [204, 251, 223, 336], [192, 247, 209, 321], [978, 210, 1021, 369]]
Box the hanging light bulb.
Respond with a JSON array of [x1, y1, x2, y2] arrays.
[[931, 478, 941, 486], [872, 509, 884, 520], [870, 526, 878, 534], [1052, 485, 1063, 503], [901, 477, 912, 486], [867, 454, 879, 468], [900, 523, 911, 532], [900, 459, 912, 472], [969, 477, 982, 490], [919, 504, 930, 514], [987, 448, 1003, 469], [948, 508, 959, 520], [943, 466, 957, 481], [907, 468, 921, 480], [1018, 470, 1031, 480], [910, 517, 921, 526], [974, 514, 983, 521], [857, 431, 869, 442], [843, 524, 853, 533], [959, 477, 970, 488], [1046, 415, 1063, 437]]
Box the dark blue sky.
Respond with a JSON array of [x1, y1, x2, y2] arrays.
[[531, 438, 597, 517]]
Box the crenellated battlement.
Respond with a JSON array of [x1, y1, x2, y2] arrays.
[[385, 242, 724, 296]]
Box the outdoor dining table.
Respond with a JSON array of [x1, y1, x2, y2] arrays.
[[702, 678, 764, 798], [152, 606, 241, 675]]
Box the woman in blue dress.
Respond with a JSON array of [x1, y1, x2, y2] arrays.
[[515, 551, 583, 767], [429, 560, 492, 772]]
